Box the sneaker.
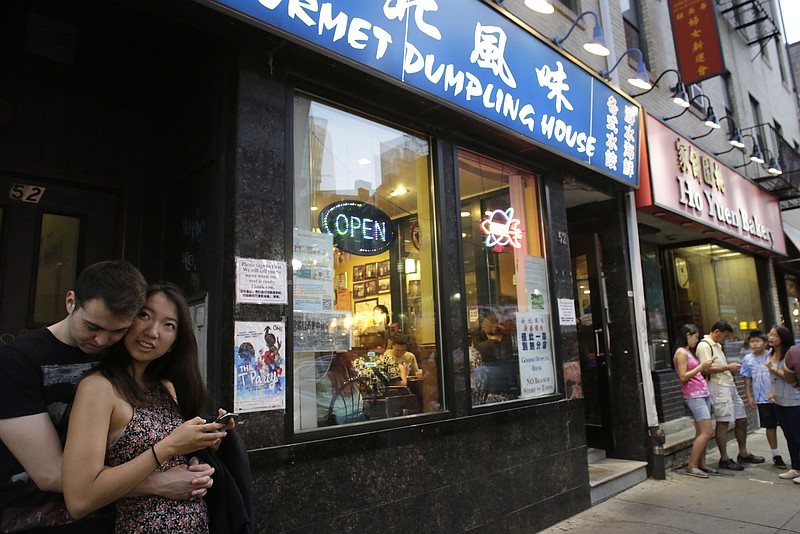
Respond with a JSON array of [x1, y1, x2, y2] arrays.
[[737, 453, 765, 464], [779, 469, 800, 479], [719, 458, 745, 471], [773, 456, 788, 470], [795, 477, 800, 485], [686, 468, 709, 478], [699, 466, 719, 475]]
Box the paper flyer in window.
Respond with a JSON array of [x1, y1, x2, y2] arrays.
[[293, 310, 352, 353], [516, 312, 556, 398], [293, 229, 335, 310], [235, 257, 287, 304], [233, 321, 286, 413], [524, 256, 549, 311]]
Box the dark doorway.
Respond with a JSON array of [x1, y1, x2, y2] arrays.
[[0, 173, 118, 343]]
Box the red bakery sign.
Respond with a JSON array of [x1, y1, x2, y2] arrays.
[[668, 0, 725, 85]]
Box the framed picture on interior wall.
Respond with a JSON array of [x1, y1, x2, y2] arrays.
[[353, 282, 366, 299], [377, 259, 391, 277], [353, 265, 365, 282], [378, 277, 390, 293], [364, 279, 378, 296], [408, 279, 420, 297], [364, 262, 377, 279], [335, 272, 348, 290], [354, 298, 378, 317]]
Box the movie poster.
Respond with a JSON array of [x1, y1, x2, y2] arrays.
[[234, 321, 286, 412]]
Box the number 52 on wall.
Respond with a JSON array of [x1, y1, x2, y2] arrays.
[[9, 183, 45, 203]]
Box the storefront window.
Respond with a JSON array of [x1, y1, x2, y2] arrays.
[[292, 96, 442, 432], [458, 150, 555, 406], [665, 244, 763, 359], [641, 239, 669, 369], [785, 275, 800, 343]]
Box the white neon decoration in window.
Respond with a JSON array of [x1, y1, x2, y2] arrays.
[[480, 207, 523, 249]]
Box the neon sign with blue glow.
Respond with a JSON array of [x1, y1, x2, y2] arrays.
[[319, 200, 397, 256], [481, 207, 523, 251], [205, 0, 641, 187]]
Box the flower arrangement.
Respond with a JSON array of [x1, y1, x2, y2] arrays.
[[353, 353, 401, 397]]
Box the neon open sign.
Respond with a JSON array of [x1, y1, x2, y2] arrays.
[[481, 207, 523, 250], [319, 201, 397, 256]]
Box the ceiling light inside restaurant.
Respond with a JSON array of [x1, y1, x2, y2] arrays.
[[390, 186, 408, 197]]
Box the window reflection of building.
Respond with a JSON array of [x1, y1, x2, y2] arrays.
[[292, 97, 442, 432]]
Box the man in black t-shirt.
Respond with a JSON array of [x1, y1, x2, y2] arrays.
[[0, 261, 214, 533]]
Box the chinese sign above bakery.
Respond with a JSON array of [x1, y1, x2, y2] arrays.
[[204, 0, 641, 187], [668, 0, 725, 85], [640, 115, 785, 255]]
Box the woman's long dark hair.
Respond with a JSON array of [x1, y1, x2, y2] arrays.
[[96, 283, 208, 420], [771, 325, 795, 361], [675, 324, 699, 351]]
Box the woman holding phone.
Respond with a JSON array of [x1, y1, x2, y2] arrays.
[[63, 283, 234, 533], [673, 324, 715, 478]]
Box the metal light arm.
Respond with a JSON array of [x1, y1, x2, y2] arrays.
[[553, 10, 600, 47], [631, 68, 681, 97], [663, 93, 712, 121], [600, 47, 645, 78]]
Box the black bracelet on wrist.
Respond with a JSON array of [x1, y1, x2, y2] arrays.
[[151, 445, 162, 468]]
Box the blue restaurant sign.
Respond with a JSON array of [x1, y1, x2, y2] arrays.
[[204, 0, 641, 187]]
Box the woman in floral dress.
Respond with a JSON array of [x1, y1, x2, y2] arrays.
[[63, 283, 232, 533]]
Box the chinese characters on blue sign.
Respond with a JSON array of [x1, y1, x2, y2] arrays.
[[210, 0, 640, 187]]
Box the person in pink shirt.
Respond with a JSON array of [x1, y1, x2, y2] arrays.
[[673, 324, 715, 478]]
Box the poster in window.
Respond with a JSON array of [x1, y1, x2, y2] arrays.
[[293, 229, 334, 311], [293, 310, 352, 353], [234, 321, 286, 413], [353, 282, 366, 299], [378, 277, 390, 293], [377, 259, 391, 277], [516, 312, 555, 398]]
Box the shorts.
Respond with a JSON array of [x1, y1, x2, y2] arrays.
[[757, 403, 779, 429], [708, 382, 747, 423], [685, 396, 712, 421]]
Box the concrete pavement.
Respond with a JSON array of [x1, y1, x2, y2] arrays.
[[540, 428, 800, 533]]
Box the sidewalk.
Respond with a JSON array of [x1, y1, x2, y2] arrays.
[[540, 428, 800, 533]]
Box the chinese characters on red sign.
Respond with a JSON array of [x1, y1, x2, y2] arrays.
[[668, 0, 725, 85]]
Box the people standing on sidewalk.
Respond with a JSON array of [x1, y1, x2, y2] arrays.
[[765, 328, 800, 484], [696, 319, 765, 471], [742, 329, 787, 469], [673, 324, 715, 478]]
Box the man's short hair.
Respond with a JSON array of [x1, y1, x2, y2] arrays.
[[711, 319, 734, 333], [73, 260, 147, 318]]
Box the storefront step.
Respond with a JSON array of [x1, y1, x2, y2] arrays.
[[588, 457, 649, 506]]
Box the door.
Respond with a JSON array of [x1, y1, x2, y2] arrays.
[[0, 173, 119, 344], [570, 230, 615, 450]]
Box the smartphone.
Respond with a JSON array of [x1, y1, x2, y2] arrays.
[[207, 412, 239, 425]]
